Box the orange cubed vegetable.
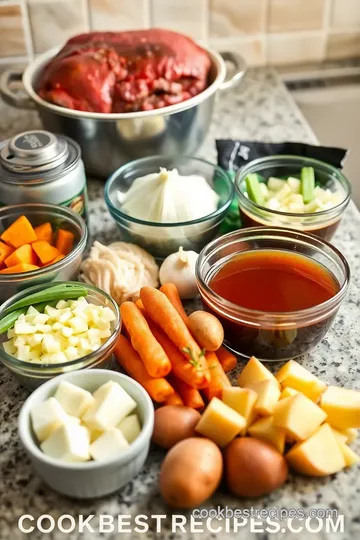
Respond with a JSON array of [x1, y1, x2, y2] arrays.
[[34, 222, 53, 243], [0, 241, 14, 267], [56, 229, 75, 255], [1, 215, 37, 248], [0, 263, 39, 274], [5, 244, 37, 268], [42, 254, 65, 267], [32, 241, 61, 264]]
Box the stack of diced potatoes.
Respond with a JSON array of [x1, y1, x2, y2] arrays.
[[195, 357, 359, 476], [0, 215, 74, 274], [3, 297, 116, 363], [31, 380, 142, 463]]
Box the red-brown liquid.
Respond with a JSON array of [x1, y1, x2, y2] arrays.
[[210, 250, 339, 312], [206, 250, 340, 360]]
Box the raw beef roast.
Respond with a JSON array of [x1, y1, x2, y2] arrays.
[[37, 29, 211, 113]]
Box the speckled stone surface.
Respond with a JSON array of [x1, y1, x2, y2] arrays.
[[0, 68, 359, 540]]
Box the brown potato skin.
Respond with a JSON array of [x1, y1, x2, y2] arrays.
[[160, 437, 223, 508], [152, 405, 201, 449], [188, 311, 224, 351], [225, 437, 288, 497]]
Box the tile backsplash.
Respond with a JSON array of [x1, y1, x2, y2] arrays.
[[1, 0, 360, 66]]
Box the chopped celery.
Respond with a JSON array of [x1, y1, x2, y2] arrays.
[[301, 167, 315, 203], [245, 174, 265, 206]]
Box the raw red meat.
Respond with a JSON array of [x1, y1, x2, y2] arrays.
[[37, 29, 211, 113]]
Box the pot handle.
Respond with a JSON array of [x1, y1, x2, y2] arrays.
[[219, 52, 246, 91], [0, 69, 35, 110]]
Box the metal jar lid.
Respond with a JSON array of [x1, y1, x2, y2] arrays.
[[0, 130, 82, 185]]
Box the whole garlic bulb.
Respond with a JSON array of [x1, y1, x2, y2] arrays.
[[159, 247, 199, 299]]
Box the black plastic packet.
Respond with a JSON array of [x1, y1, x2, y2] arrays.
[[215, 140, 348, 234]]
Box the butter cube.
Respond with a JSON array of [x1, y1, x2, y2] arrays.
[[246, 379, 281, 416], [117, 414, 141, 444], [221, 387, 257, 432], [280, 387, 299, 400], [54, 381, 95, 418], [286, 424, 346, 476], [238, 356, 278, 388], [320, 386, 360, 429], [248, 416, 286, 454], [83, 381, 136, 431], [90, 428, 129, 461], [31, 397, 69, 442], [273, 393, 327, 441], [275, 360, 327, 402], [195, 397, 246, 448], [41, 424, 90, 463]]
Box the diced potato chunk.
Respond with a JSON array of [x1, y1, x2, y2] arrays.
[[221, 387, 257, 433], [117, 414, 141, 444], [238, 356, 278, 388], [273, 393, 327, 441], [320, 386, 360, 429], [275, 360, 327, 402], [248, 416, 286, 454], [54, 381, 95, 418], [195, 397, 246, 448], [245, 379, 281, 416], [280, 387, 299, 400], [337, 440, 360, 467], [30, 397, 69, 442], [286, 424, 346, 476], [41, 424, 90, 463], [89, 428, 129, 461]]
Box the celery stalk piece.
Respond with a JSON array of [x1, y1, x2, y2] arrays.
[[245, 174, 265, 206], [301, 167, 315, 204]]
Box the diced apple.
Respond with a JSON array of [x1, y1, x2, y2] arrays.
[[222, 387, 257, 432], [275, 360, 327, 402], [248, 416, 286, 454], [245, 379, 280, 416], [195, 397, 246, 448], [238, 356, 279, 388], [273, 393, 327, 441], [280, 387, 299, 400], [320, 386, 360, 429], [286, 424, 346, 476]]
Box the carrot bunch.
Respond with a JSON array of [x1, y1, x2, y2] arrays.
[[113, 283, 238, 408]]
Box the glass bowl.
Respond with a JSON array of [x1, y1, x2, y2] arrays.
[[0, 282, 121, 390], [196, 227, 350, 361], [0, 203, 88, 302], [235, 155, 351, 241], [104, 155, 234, 259]]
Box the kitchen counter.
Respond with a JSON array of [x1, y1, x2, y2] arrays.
[[0, 68, 359, 540]]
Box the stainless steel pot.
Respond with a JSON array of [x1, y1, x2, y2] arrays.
[[0, 47, 245, 178]]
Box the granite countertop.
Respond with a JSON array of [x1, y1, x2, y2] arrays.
[[0, 68, 359, 540]]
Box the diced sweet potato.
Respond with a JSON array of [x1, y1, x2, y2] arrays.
[[32, 241, 61, 264], [0, 241, 14, 267], [0, 263, 39, 274], [55, 229, 75, 255], [34, 222, 53, 243], [1, 215, 37, 248], [5, 244, 37, 268]]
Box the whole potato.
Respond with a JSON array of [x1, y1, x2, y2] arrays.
[[160, 438, 223, 508], [152, 405, 201, 449], [225, 437, 288, 497], [188, 311, 224, 351]]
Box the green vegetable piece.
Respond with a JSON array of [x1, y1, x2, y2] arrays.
[[301, 167, 315, 204], [245, 174, 265, 206], [0, 308, 27, 334]]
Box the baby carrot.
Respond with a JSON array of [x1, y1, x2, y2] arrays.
[[164, 388, 184, 406], [135, 298, 146, 314], [216, 345, 237, 372], [114, 335, 174, 403], [159, 283, 189, 324], [140, 286, 208, 373], [168, 374, 205, 409], [120, 301, 171, 378], [202, 352, 231, 401]]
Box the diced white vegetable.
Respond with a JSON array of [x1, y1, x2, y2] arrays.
[[54, 381, 95, 418], [33, 313, 49, 325], [61, 326, 73, 338], [274, 184, 292, 202], [17, 345, 31, 361], [89, 428, 129, 461], [117, 414, 141, 444], [31, 397, 69, 442], [83, 381, 137, 431], [3, 340, 16, 356], [102, 307, 116, 322], [56, 300, 69, 309], [58, 311, 72, 324], [259, 183, 269, 199], [305, 200, 320, 213], [268, 177, 285, 192], [41, 424, 90, 463], [42, 335, 61, 354], [64, 346, 79, 361], [288, 202, 305, 213], [14, 322, 37, 335], [68, 316, 88, 334], [27, 306, 39, 316], [266, 198, 281, 211], [287, 177, 301, 193], [35, 324, 52, 333], [44, 305, 59, 317]]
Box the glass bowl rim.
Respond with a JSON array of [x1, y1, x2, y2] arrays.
[[0, 203, 88, 280], [104, 155, 235, 227], [195, 226, 350, 324], [0, 281, 121, 370], [235, 154, 351, 218]]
